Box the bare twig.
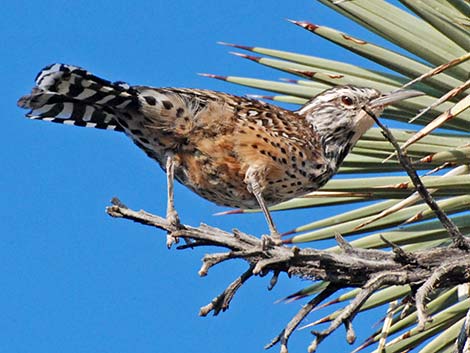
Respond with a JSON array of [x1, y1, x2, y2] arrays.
[[364, 109, 469, 250], [308, 272, 407, 352], [345, 319, 356, 344], [380, 235, 417, 265], [199, 251, 258, 276], [200, 265, 255, 316], [335, 233, 355, 253], [268, 271, 281, 290], [415, 259, 470, 330], [265, 284, 339, 353]]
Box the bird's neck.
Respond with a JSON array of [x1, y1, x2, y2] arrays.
[[307, 111, 375, 172], [320, 129, 355, 173]]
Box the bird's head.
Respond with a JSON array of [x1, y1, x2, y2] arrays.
[[297, 86, 382, 118], [297, 85, 422, 143], [296, 85, 422, 168]]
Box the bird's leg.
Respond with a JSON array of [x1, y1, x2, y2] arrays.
[[165, 154, 181, 247], [245, 167, 281, 247], [253, 188, 282, 246]]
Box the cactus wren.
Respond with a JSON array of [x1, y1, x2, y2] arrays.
[[18, 64, 421, 244]]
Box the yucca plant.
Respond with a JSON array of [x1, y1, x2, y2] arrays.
[[107, 1, 470, 352], [199, 1, 470, 352]]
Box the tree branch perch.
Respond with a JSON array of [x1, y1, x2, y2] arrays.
[[106, 199, 470, 352]]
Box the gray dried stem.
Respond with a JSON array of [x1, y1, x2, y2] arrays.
[[106, 198, 470, 352], [364, 109, 469, 250]]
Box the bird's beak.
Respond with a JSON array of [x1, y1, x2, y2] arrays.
[[369, 89, 424, 109]]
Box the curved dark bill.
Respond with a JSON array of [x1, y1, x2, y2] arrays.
[[369, 90, 424, 108]]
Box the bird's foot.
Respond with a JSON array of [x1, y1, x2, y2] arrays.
[[166, 209, 182, 248], [261, 232, 283, 250]]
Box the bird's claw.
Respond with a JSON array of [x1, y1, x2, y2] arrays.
[[166, 209, 182, 248], [261, 233, 282, 250]]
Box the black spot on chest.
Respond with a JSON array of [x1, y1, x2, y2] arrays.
[[162, 100, 174, 109], [176, 107, 185, 117], [144, 96, 157, 105]]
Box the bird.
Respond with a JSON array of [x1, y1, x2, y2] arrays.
[[18, 63, 421, 245]]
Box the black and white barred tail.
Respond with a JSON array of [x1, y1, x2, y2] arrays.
[[17, 63, 138, 131]]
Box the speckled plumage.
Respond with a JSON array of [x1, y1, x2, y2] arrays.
[[18, 64, 419, 239], [127, 86, 335, 209]]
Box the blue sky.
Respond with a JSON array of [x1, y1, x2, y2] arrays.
[[2, 1, 403, 352]]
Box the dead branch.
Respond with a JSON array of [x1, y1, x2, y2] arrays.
[[415, 258, 470, 331], [265, 284, 339, 353], [106, 199, 470, 352], [364, 110, 469, 250], [309, 272, 408, 352], [199, 265, 255, 316]]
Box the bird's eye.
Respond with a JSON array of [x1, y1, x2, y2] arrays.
[[341, 96, 353, 106]]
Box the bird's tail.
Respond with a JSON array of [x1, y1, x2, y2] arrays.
[[17, 63, 138, 131]]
